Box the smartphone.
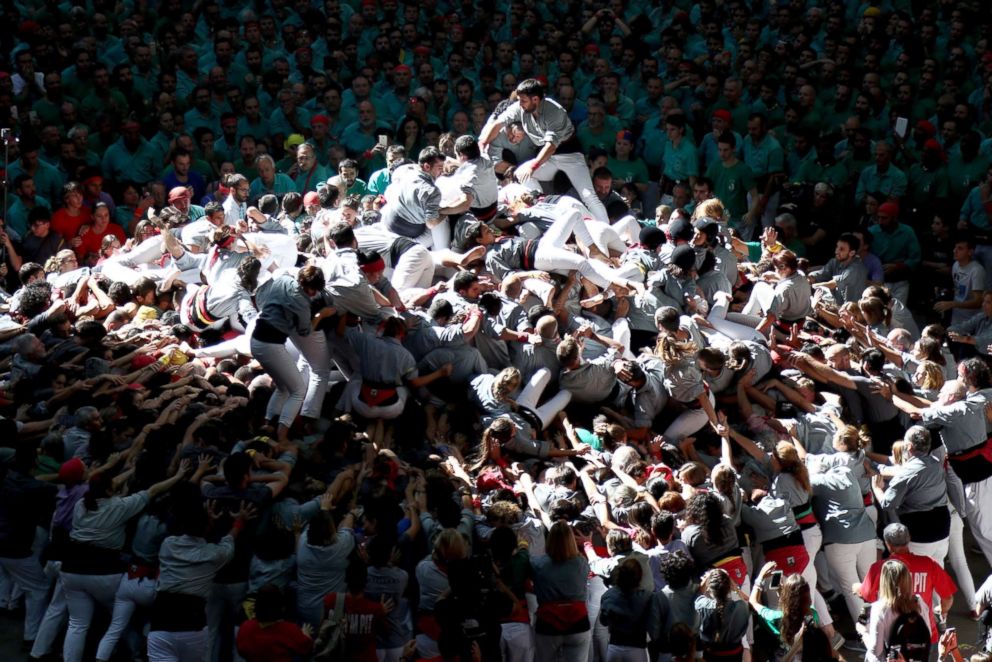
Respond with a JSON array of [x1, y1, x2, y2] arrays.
[[768, 570, 783, 590], [378, 134, 388, 148], [895, 116, 908, 138]]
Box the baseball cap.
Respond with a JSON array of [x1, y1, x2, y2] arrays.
[[310, 114, 330, 126], [303, 191, 320, 206], [284, 133, 305, 150], [168, 186, 191, 201], [878, 201, 900, 218], [671, 244, 696, 272], [693, 217, 720, 239], [58, 458, 86, 484], [712, 109, 732, 123]]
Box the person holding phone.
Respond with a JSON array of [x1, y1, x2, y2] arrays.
[[747, 562, 841, 658]]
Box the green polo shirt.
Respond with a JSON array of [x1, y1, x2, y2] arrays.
[[706, 159, 755, 222], [869, 222, 921, 269]]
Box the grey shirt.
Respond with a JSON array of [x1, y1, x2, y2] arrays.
[[156, 533, 236, 598], [809, 466, 876, 544], [766, 272, 813, 320], [741, 495, 799, 543], [879, 454, 948, 515], [380, 164, 441, 238], [811, 257, 869, 305], [920, 391, 988, 454], [560, 355, 620, 404], [70, 492, 150, 550], [497, 97, 576, 149], [346, 326, 418, 385], [253, 273, 312, 338]]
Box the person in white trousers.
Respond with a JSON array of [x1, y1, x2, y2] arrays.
[[479, 78, 609, 224]]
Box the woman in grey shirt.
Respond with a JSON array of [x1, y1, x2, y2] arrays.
[[295, 506, 356, 628], [61, 465, 187, 662], [531, 521, 592, 661], [249, 265, 326, 444]]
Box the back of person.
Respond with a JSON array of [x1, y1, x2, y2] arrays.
[[884, 609, 931, 662]]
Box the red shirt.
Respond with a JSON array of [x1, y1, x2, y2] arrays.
[[323, 593, 386, 662], [76, 222, 126, 259], [859, 551, 956, 643], [51, 207, 91, 241], [235, 619, 313, 662]]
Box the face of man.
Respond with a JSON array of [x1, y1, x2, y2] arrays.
[[339, 165, 357, 186], [875, 144, 891, 168], [358, 102, 375, 127], [258, 158, 275, 184], [232, 180, 249, 203], [835, 240, 853, 262], [297, 145, 315, 170], [174, 154, 191, 176], [421, 158, 443, 180], [718, 141, 734, 162], [594, 175, 613, 198], [693, 183, 711, 202]]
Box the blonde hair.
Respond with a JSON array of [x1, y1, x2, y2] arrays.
[[859, 296, 892, 327], [833, 425, 869, 453], [692, 198, 726, 222], [492, 367, 521, 401], [45, 249, 77, 274], [546, 520, 579, 563], [432, 528, 469, 565], [655, 333, 697, 363], [891, 440, 913, 465], [879, 559, 918, 615], [915, 360, 945, 391], [775, 441, 811, 494]]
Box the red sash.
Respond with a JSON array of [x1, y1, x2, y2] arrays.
[[713, 555, 748, 588], [764, 544, 809, 577], [535, 600, 589, 634], [359, 383, 399, 407]]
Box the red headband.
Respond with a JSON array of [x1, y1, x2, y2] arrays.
[[360, 256, 385, 274]]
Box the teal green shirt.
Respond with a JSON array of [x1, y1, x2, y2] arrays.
[[661, 137, 699, 182], [946, 154, 990, 201], [869, 222, 921, 269], [249, 173, 297, 199], [907, 164, 950, 210], [706, 159, 755, 221], [293, 164, 331, 194], [795, 159, 849, 189], [608, 157, 650, 185], [855, 164, 907, 203], [367, 167, 391, 195], [742, 134, 785, 178], [960, 186, 992, 231], [6, 160, 64, 208]]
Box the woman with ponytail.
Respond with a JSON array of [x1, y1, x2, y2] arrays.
[[177, 254, 261, 334], [681, 492, 749, 590], [60, 462, 190, 662], [695, 568, 749, 661], [531, 521, 592, 659]]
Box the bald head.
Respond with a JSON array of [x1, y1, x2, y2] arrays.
[[536, 315, 558, 340]]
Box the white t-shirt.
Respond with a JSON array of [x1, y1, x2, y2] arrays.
[[951, 259, 986, 325]]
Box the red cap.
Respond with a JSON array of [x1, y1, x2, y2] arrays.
[[393, 64, 411, 74], [58, 458, 86, 484], [878, 201, 900, 218], [923, 138, 943, 152], [304, 191, 320, 206], [221, 117, 238, 127], [83, 174, 103, 185], [616, 129, 635, 143], [916, 120, 936, 136], [168, 186, 191, 201], [712, 109, 732, 123], [582, 44, 600, 54], [414, 46, 431, 56], [310, 114, 330, 126]]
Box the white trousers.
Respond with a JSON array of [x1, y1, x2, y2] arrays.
[[707, 292, 766, 342], [96, 573, 157, 660], [965, 475, 992, 568], [607, 644, 649, 662], [390, 244, 435, 292], [293, 330, 331, 419], [343, 380, 409, 420], [823, 539, 875, 622], [947, 509, 977, 606], [61, 571, 122, 662], [516, 368, 572, 430], [148, 628, 208, 662], [501, 621, 536, 662], [662, 391, 715, 442], [526, 152, 609, 223], [0, 549, 52, 641], [536, 630, 592, 662], [30, 563, 66, 658], [251, 337, 307, 428], [908, 538, 949, 567]]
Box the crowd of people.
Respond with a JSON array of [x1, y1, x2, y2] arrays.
[[5, 0, 992, 661]]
